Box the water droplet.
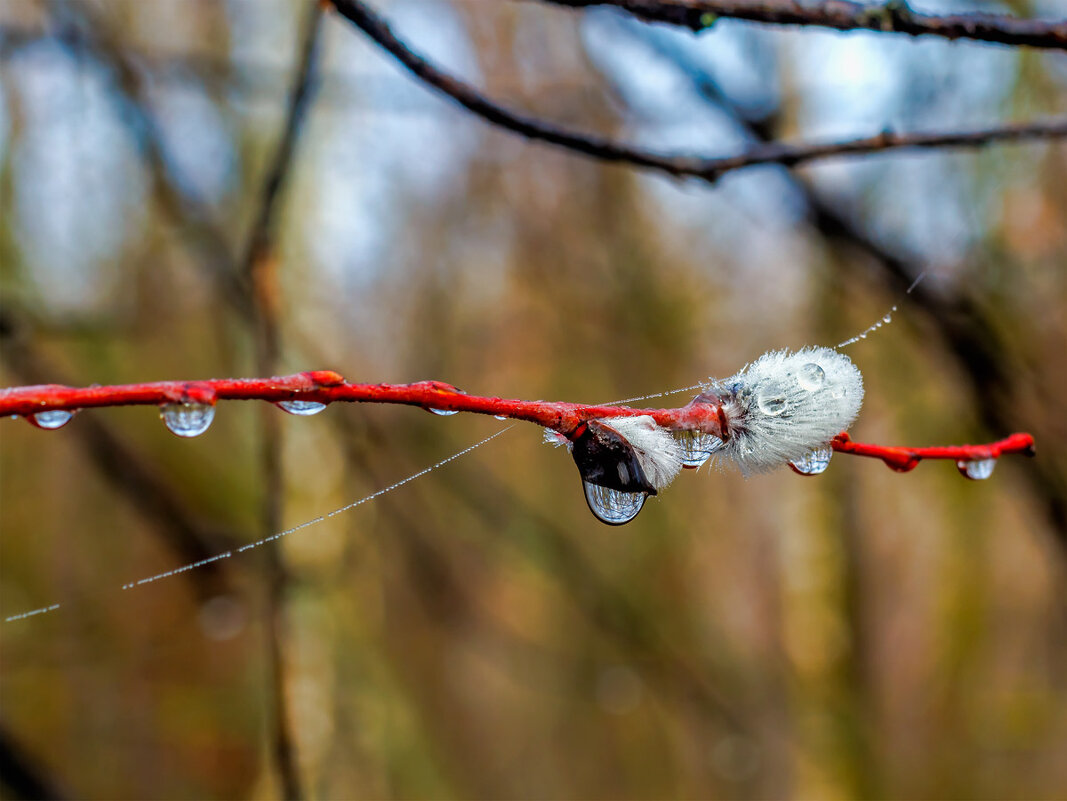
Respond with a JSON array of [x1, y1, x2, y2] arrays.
[[429, 408, 458, 416], [790, 445, 832, 476], [583, 481, 646, 525], [160, 402, 215, 437], [29, 410, 74, 429], [676, 430, 723, 468], [494, 415, 508, 421], [277, 400, 326, 416], [957, 458, 996, 480], [882, 313, 893, 324], [797, 362, 825, 391], [756, 385, 787, 416]]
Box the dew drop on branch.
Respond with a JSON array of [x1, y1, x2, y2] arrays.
[[277, 400, 326, 416], [29, 410, 74, 430], [957, 458, 996, 480], [675, 430, 723, 468], [160, 402, 215, 437], [797, 363, 825, 391], [790, 445, 832, 476], [756, 386, 787, 416], [583, 481, 646, 525], [429, 408, 459, 416]]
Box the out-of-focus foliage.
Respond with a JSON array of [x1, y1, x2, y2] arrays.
[[2, 1, 1066, 798]]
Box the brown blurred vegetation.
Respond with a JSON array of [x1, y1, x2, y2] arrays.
[[2, 1, 1067, 798]]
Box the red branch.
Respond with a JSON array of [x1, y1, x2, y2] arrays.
[[0, 372, 1035, 471], [830, 431, 1035, 472], [0, 372, 725, 438]]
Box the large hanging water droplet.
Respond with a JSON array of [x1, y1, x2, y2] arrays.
[[277, 400, 326, 416], [790, 445, 832, 476], [494, 415, 508, 421], [957, 458, 996, 480], [429, 408, 458, 416], [797, 362, 825, 391], [29, 410, 74, 430], [756, 385, 787, 416], [160, 402, 215, 438], [583, 481, 646, 525], [676, 430, 723, 468]]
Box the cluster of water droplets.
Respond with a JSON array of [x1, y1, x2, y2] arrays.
[[575, 384, 711, 525], [836, 309, 896, 348], [21, 397, 336, 438]]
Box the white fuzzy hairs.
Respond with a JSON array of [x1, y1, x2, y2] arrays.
[[549, 346, 864, 490], [604, 415, 685, 491], [713, 347, 864, 475]]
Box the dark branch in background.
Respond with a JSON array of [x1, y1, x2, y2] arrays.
[[327, 0, 1067, 182], [0, 718, 67, 801], [536, 0, 1067, 50], [239, 2, 323, 287], [239, 3, 324, 800], [44, 1, 255, 321]]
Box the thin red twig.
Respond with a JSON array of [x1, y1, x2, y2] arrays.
[[830, 431, 1035, 472], [0, 372, 726, 438], [1, 373, 1035, 470]]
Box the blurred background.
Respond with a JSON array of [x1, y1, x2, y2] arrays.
[[1, 0, 1066, 798]]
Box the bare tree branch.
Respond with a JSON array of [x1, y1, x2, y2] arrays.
[[43, 0, 255, 320], [239, 4, 324, 799], [328, 0, 1067, 182], [0, 718, 68, 800], [535, 0, 1067, 50]]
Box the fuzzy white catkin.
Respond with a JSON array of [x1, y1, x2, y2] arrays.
[[606, 415, 684, 491], [715, 347, 864, 475]]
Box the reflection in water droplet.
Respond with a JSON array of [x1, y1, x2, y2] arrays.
[[676, 430, 723, 468], [30, 410, 74, 430], [756, 385, 787, 416], [797, 362, 825, 391], [277, 400, 327, 416], [583, 481, 646, 525], [790, 445, 832, 475], [429, 408, 458, 416], [160, 402, 215, 438], [957, 458, 996, 480]]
